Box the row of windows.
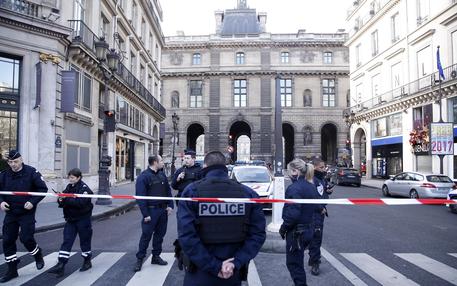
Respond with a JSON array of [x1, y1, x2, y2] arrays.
[[191, 51, 334, 65], [171, 79, 337, 108], [116, 97, 156, 134]]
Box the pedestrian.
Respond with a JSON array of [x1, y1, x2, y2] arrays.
[[177, 151, 266, 286], [134, 155, 174, 272], [171, 149, 202, 198], [0, 150, 47, 282], [47, 168, 94, 277], [279, 159, 319, 286], [308, 158, 334, 276]]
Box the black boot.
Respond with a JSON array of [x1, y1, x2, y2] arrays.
[[311, 264, 320, 276], [79, 256, 92, 272], [151, 255, 168, 266], [133, 258, 143, 272], [34, 249, 45, 270], [0, 260, 19, 283], [48, 262, 65, 277]]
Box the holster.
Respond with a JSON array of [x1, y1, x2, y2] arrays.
[[173, 239, 197, 272], [239, 263, 249, 281], [291, 224, 312, 251]]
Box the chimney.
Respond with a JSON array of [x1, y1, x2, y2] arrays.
[[215, 10, 224, 34], [258, 12, 267, 33]]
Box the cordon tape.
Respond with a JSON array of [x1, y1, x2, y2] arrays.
[[0, 191, 456, 205]]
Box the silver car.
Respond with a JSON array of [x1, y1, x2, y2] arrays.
[[382, 172, 455, 199]]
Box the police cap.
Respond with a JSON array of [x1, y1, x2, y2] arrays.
[[7, 150, 21, 160], [184, 149, 196, 156]]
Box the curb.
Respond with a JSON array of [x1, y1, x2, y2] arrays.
[[361, 184, 382, 190], [0, 201, 137, 239]]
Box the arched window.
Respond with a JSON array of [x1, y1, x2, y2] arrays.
[[236, 52, 245, 64], [171, 91, 179, 108], [192, 53, 201, 65]]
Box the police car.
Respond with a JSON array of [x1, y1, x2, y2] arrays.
[[230, 165, 273, 210]]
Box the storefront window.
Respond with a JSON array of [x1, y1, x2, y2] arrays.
[[448, 97, 457, 124], [413, 104, 432, 130], [372, 113, 402, 138]]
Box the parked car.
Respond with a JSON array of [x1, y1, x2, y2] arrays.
[[382, 172, 455, 199], [230, 165, 273, 210], [446, 188, 457, 214], [330, 168, 361, 187]]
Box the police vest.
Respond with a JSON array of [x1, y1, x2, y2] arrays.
[[195, 178, 249, 244], [148, 174, 168, 197]]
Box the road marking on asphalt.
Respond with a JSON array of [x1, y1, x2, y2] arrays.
[[4, 252, 75, 286], [341, 253, 419, 286], [0, 253, 27, 266], [126, 253, 174, 286], [247, 260, 262, 286], [395, 253, 457, 285], [320, 248, 367, 286], [56, 252, 125, 286], [449, 253, 457, 259]]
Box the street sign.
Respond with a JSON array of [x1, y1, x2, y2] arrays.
[[227, 146, 234, 153], [430, 122, 454, 155]]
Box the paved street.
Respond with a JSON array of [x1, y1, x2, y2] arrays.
[[1, 185, 456, 285]]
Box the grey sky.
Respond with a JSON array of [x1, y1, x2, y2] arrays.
[[161, 0, 351, 36]]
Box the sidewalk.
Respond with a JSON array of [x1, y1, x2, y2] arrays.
[[0, 182, 137, 239], [361, 177, 385, 189]]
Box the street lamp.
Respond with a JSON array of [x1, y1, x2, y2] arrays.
[[94, 37, 120, 205], [171, 112, 180, 176], [343, 110, 356, 168]]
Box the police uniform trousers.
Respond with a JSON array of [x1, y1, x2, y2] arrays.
[[286, 227, 313, 286], [57, 216, 93, 262], [136, 207, 168, 259], [2, 213, 40, 262], [308, 212, 325, 266], [184, 268, 242, 286]]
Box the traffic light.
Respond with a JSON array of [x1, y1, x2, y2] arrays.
[[346, 139, 351, 149], [104, 110, 116, 132], [228, 134, 234, 146]]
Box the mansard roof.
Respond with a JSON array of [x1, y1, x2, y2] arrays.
[[220, 8, 260, 36]]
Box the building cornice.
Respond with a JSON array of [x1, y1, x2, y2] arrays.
[[0, 12, 71, 41], [162, 70, 349, 78], [164, 41, 346, 50], [408, 29, 435, 46]]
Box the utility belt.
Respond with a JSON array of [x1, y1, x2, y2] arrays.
[[173, 239, 249, 281], [288, 223, 313, 252], [148, 204, 168, 209]]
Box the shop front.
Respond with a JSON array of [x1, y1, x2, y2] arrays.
[[371, 138, 403, 178]]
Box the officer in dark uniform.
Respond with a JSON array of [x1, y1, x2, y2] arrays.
[[279, 159, 319, 286], [48, 168, 94, 277], [134, 154, 174, 272], [0, 150, 47, 283], [308, 158, 333, 276], [177, 151, 266, 286], [171, 149, 202, 198]]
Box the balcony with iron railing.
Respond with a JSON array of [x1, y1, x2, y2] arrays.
[[68, 20, 166, 119], [345, 62, 457, 117], [0, 0, 59, 19]]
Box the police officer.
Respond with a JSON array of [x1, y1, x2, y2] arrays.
[[134, 155, 174, 272], [308, 158, 333, 276], [48, 168, 94, 277], [171, 149, 202, 198], [0, 150, 47, 283], [279, 159, 319, 286], [177, 151, 266, 286]]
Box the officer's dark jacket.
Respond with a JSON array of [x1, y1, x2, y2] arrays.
[[136, 168, 174, 218], [58, 180, 93, 221], [312, 171, 332, 211], [177, 165, 266, 277], [282, 176, 319, 230], [171, 163, 202, 195], [0, 164, 48, 215]]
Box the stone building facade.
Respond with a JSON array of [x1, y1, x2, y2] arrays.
[[161, 1, 350, 166], [0, 0, 166, 191]]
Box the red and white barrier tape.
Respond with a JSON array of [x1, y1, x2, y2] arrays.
[[0, 191, 456, 205]]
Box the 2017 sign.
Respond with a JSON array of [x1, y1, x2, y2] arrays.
[[430, 123, 454, 155]]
